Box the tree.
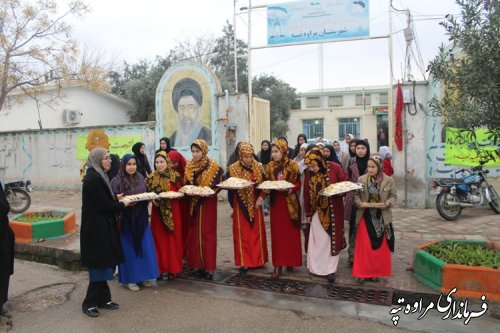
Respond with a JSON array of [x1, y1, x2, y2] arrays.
[[210, 21, 248, 93], [426, 0, 500, 162], [0, 0, 91, 112], [252, 74, 298, 138]]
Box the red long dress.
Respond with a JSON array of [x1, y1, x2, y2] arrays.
[[150, 181, 184, 275], [230, 161, 269, 268], [269, 186, 302, 267], [186, 195, 218, 270]]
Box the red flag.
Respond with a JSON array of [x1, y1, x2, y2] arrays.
[[394, 82, 403, 151]]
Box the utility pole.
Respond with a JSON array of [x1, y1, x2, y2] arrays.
[[234, 0, 239, 93], [247, 0, 252, 128]]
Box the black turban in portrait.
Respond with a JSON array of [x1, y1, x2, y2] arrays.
[[172, 78, 203, 111]]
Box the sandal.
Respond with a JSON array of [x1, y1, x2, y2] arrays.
[[271, 267, 282, 279], [356, 278, 365, 285]]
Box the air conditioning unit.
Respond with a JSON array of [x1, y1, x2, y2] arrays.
[[63, 109, 82, 125]]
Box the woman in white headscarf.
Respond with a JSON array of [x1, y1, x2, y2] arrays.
[[340, 134, 354, 154]]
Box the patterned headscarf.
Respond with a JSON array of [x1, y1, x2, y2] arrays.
[[86, 147, 114, 197], [304, 148, 333, 234], [229, 142, 266, 225], [267, 139, 301, 226], [185, 139, 223, 223], [146, 151, 180, 232]]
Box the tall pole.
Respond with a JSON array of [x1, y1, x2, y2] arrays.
[[234, 0, 239, 93], [318, 44, 323, 91], [247, 0, 252, 130]]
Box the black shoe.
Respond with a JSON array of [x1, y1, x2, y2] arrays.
[[356, 278, 365, 285], [100, 301, 119, 310], [327, 273, 336, 283], [238, 267, 249, 275], [204, 272, 214, 280], [82, 307, 100, 317]]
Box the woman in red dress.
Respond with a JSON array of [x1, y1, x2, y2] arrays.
[[266, 139, 302, 278], [229, 143, 269, 274], [184, 140, 223, 280], [147, 151, 184, 279], [353, 155, 397, 284]]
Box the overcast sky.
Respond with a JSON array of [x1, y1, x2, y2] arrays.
[[70, 0, 461, 92]]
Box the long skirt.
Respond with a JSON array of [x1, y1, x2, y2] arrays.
[[232, 199, 269, 268], [118, 224, 159, 284], [352, 217, 392, 278], [186, 197, 217, 271], [307, 212, 339, 276], [269, 192, 302, 267]]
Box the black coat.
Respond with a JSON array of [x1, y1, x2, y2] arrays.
[[80, 168, 125, 269], [0, 182, 15, 306]]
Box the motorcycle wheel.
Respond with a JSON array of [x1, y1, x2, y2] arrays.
[[436, 191, 462, 221], [6, 188, 31, 214], [486, 185, 500, 214]]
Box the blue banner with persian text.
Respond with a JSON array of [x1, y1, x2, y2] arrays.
[[267, 0, 370, 45]]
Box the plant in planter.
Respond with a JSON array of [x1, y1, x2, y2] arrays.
[[413, 240, 499, 302], [9, 210, 77, 243]]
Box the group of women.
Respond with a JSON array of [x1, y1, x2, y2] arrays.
[[79, 135, 397, 318]]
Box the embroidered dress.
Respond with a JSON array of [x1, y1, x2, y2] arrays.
[[184, 140, 223, 271], [228, 143, 269, 268], [266, 139, 302, 268]]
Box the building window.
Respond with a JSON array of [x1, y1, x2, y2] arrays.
[[303, 119, 324, 139], [379, 92, 388, 105], [328, 95, 343, 107], [355, 93, 371, 106], [338, 118, 360, 140], [306, 97, 321, 108]]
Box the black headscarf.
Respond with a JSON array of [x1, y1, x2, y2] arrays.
[[132, 142, 152, 178], [324, 145, 341, 165], [293, 134, 307, 159], [172, 78, 202, 111], [354, 140, 370, 175], [348, 139, 359, 158], [155, 137, 174, 155], [258, 140, 271, 165]]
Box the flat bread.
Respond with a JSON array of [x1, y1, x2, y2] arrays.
[[158, 191, 184, 199], [179, 185, 215, 196], [320, 181, 363, 196], [124, 192, 158, 202], [257, 180, 294, 190], [359, 202, 386, 208], [217, 177, 253, 189]]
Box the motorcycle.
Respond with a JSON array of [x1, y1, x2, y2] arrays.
[[5, 179, 32, 214], [432, 165, 500, 220]]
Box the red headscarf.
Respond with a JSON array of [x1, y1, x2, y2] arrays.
[[168, 150, 186, 179]]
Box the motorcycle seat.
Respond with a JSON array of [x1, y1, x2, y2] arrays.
[[435, 178, 464, 186]]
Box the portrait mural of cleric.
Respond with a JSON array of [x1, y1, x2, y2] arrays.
[[170, 78, 211, 146], [156, 61, 221, 153]]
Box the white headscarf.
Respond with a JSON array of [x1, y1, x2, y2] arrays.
[[340, 134, 354, 153], [379, 146, 392, 160]]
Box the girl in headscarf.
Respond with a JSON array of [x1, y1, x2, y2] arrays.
[[323, 145, 342, 166], [110, 155, 159, 291], [184, 140, 224, 280], [333, 141, 348, 167], [353, 155, 396, 284], [0, 181, 14, 319], [80, 147, 129, 317], [147, 151, 184, 279], [340, 134, 354, 154], [303, 147, 349, 283], [266, 139, 302, 279], [342, 139, 358, 172], [168, 150, 187, 180], [257, 140, 271, 170], [344, 139, 370, 266], [292, 134, 307, 159], [132, 142, 152, 178], [155, 137, 174, 156], [228, 143, 269, 274], [378, 146, 394, 176]]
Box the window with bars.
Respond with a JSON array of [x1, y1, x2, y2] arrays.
[[303, 119, 324, 139], [328, 95, 343, 107], [338, 118, 360, 140], [355, 93, 371, 106], [306, 97, 321, 108], [379, 92, 388, 105]]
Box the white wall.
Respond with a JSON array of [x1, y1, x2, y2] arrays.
[[0, 86, 131, 132], [0, 123, 155, 189]]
